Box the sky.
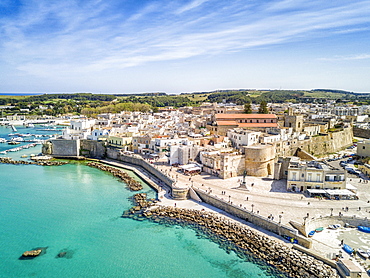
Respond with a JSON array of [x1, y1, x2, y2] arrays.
[[0, 0, 370, 94]]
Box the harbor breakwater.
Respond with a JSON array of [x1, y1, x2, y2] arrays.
[[87, 162, 143, 191], [0, 157, 67, 166], [122, 194, 339, 278]]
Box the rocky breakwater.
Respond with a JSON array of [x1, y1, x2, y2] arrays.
[[123, 204, 338, 278], [0, 157, 67, 166], [87, 162, 143, 191], [122, 193, 158, 221]]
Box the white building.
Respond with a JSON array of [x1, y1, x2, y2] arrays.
[[227, 129, 260, 152], [62, 119, 96, 140]]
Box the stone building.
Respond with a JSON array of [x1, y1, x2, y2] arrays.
[[227, 128, 261, 152], [283, 108, 304, 132], [208, 113, 278, 135], [244, 144, 275, 177], [287, 160, 346, 192], [219, 153, 245, 179], [357, 139, 370, 158]]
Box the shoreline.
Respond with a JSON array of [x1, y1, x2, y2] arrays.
[[123, 193, 338, 278], [94, 157, 344, 277]]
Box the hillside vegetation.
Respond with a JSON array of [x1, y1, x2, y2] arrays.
[[0, 89, 368, 117]]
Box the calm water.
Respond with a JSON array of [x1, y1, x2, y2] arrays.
[[0, 125, 282, 278]]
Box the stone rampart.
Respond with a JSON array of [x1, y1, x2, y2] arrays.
[[46, 139, 80, 157], [80, 140, 106, 158], [302, 128, 353, 156], [105, 148, 190, 200], [194, 188, 312, 248], [106, 148, 174, 187], [353, 127, 370, 139]]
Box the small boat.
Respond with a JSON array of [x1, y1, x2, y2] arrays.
[[315, 227, 324, 232], [357, 248, 369, 259], [308, 231, 315, 237], [358, 226, 370, 233], [343, 244, 354, 255], [345, 223, 356, 228], [8, 141, 20, 145], [328, 224, 341, 230]]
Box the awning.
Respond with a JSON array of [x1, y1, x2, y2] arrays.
[[325, 189, 355, 196], [179, 164, 198, 170], [185, 167, 202, 172], [307, 189, 327, 194]]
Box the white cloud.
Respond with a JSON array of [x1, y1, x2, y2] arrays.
[[1, 0, 370, 80], [319, 54, 370, 61]]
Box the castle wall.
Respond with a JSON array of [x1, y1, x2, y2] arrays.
[[244, 145, 275, 177], [353, 127, 370, 139], [80, 140, 106, 158], [194, 188, 312, 248], [303, 127, 353, 156], [45, 139, 80, 157]]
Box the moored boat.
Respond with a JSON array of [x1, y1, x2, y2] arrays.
[[315, 227, 324, 232], [308, 231, 315, 237], [342, 244, 354, 254], [357, 248, 369, 259], [358, 226, 370, 233]]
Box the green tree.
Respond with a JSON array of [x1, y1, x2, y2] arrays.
[[258, 101, 269, 114], [244, 101, 252, 114]]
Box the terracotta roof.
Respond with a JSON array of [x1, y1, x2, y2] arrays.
[[238, 123, 278, 128], [216, 121, 277, 128], [216, 121, 239, 126], [215, 114, 276, 119]]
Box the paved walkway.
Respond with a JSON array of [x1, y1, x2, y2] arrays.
[[152, 159, 370, 227]]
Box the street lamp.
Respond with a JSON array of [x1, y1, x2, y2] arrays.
[[330, 208, 333, 216], [251, 204, 254, 213], [279, 214, 282, 224], [229, 195, 231, 202], [303, 216, 308, 225]]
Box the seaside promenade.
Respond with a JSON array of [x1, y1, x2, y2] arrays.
[[146, 157, 370, 264], [100, 154, 370, 274]]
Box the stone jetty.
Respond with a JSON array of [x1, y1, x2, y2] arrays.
[[123, 199, 338, 278], [0, 157, 67, 166], [87, 162, 143, 191]]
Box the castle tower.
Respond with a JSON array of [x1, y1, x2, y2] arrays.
[[244, 144, 275, 177]]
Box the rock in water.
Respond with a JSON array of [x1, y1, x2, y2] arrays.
[[22, 249, 42, 257]]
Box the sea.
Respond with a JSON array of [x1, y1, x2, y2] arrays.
[[0, 124, 284, 278]]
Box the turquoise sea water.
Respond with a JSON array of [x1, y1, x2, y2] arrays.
[[0, 125, 283, 278]]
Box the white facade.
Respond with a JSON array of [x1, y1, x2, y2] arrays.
[[87, 129, 110, 140], [227, 129, 260, 151]]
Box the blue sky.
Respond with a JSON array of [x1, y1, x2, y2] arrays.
[[1, 0, 370, 94]]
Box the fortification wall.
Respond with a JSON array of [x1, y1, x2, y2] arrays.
[[299, 127, 353, 157], [106, 148, 175, 187], [353, 127, 370, 139], [80, 140, 106, 158], [194, 188, 312, 248], [46, 139, 80, 157]]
